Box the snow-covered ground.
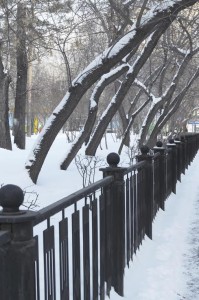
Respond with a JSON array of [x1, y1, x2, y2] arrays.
[[0, 133, 199, 299], [108, 151, 199, 300]]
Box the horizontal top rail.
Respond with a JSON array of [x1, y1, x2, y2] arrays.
[[124, 160, 146, 175], [34, 175, 113, 226], [0, 231, 11, 246]]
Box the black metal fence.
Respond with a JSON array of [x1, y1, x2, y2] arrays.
[[0, 133, 199, 300]]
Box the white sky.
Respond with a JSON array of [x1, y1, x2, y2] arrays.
[[0, 133, 198, 299]]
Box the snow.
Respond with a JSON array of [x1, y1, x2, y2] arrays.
[[70, 0, 181, 88], [90, 64, 129, 109], [0, 133, 199, 299], [134, 79, 162, 105], [140, 1, 183, 26], [106, 30, 136, 58], [70, 29, 135, 85]]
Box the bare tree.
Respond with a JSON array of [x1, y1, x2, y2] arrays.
[[25, 0, 198, 183], [0, 54, 12, 150], [13, 2, 28, 149]]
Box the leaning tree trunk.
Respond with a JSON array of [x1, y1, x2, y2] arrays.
[[85, 27, 167, 156], [118, 105, 130, 146], [26, 49, 33, 137], [0, 56, 12, 150], [60, 64, 129, 170], [147, 68, 199, 148], [139, 53, 194, 146], [13, 3, 28, 149]]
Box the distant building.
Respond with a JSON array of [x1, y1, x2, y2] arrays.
[[187, 107, 199, 132]]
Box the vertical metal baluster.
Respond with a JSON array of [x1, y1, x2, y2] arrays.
[[137, 169, 141, 248], [92, 193, 98, 300], [99, 192, 105, 300], [43, 219, 56, 300], [130, 171, 134, 259], [34, 235, 40, 300], [83, 199, 90, 300], [72, 203, 81, 300], [59, 209, 69, 300], [134, 170, 138, 253], [105, 186, 112, 297], [125, 174, 130, 267]]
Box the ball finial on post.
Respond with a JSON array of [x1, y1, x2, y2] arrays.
[[107, 152, 120, 167], [140, 145, 150, 155], [156, 140, 163, 147], [0, 184, 24, 213]]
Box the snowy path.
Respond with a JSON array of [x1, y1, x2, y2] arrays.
[[108, 152, 199, 300], [183, 192, 199, 299]]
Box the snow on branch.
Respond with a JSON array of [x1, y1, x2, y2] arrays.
[[59, 64, 129, 170], [140, 0, 197, 26], [134, 79, 154, 99], [90, 63, 129, 109], [158, 67, 199, 129], [139, 50, 199, 146], [85, 28, 168, 155]]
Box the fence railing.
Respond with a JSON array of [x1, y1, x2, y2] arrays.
[[0, 133, 199, 300]]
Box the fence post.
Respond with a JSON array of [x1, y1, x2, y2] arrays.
[[174, 138, 182, 182], [136, 145, 153, 239], [167, 139, 177, 194], [180, 135, 186, 174], [153, 141, 166, 211], [100, 152, 126, 297], [0, 184, 37, 300], [185, 134, 193, 165]]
